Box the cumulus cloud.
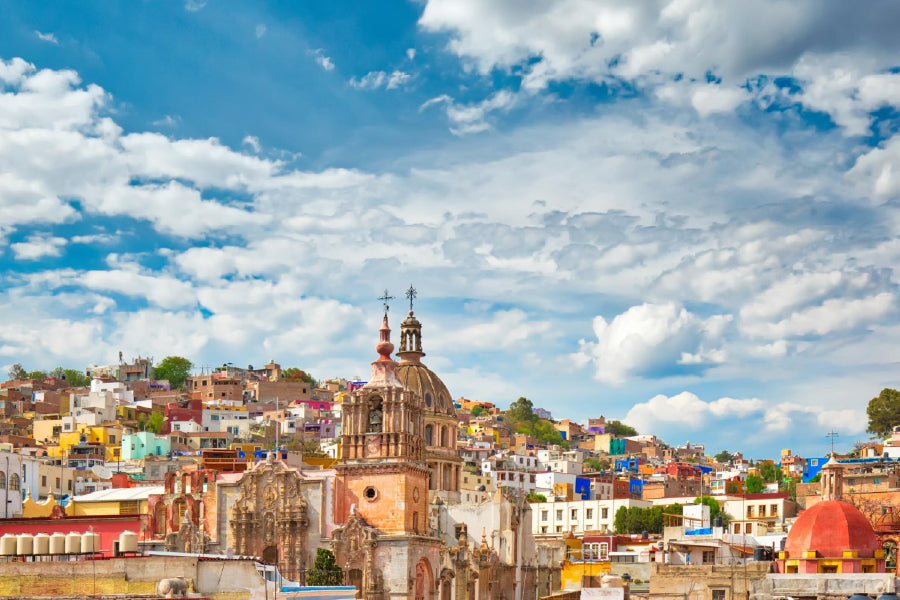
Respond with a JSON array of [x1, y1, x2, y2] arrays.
[[575, 303, 731, 384], [626, 392, 765, 431], [10, 234, 67, 260], [421, 90, 516, 134]]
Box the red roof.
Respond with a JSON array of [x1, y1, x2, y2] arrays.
[[785, 500, 880, 558]]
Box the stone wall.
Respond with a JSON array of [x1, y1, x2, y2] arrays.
[[0, 556, 266, 599]]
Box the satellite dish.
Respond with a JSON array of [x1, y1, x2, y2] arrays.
[[92, 465, 113, 480]]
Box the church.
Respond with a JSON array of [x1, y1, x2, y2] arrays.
[[330, 297, 543, 600]]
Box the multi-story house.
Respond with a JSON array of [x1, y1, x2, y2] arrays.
[[532, 497, 652, 536]]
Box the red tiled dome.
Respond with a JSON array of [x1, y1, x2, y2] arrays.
[[785, 500, 881, 558]]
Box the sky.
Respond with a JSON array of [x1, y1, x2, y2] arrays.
[[1, 1, 900, 458]]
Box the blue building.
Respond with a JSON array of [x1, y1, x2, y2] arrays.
[[802, 457, 829, 483]]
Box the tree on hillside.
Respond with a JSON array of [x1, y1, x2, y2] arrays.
[[605, 420, 637, 436], [745, 473, 765, 493], [26, 370, 47, 380], [7, 363, 26, 381], [51, 367, 90, 386], [759, 462, 782, 483], [867, 388, 900, 437], [154, 356, 193, 389], [507, 397, 536, 426], [282, 367, 316, 386], [470, 405, 484, 417], [714, 450, 734, 463], [146, 411, 165, 434]]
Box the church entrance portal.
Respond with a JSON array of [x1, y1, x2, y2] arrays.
[[414, 558, 433, 600]]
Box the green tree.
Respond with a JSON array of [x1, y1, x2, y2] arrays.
[[507, 397, 537, 426], [7, 363, 26, 380], [867, 388, 900, 437], [694, 496, 729, 526], [745, 473, 765, 493], [470, 405, 484, 417], [526, 492, 547, 503], [62, 369, 91, 387], [146, 411, 165, 434], [714, 450, 734, 463], [154, 356, 193, 389], [26, 370, 47, 380], [605, 420, 638, 436], [306, 548, 342, 586], [726, 481, 739, 494], [759, 462, 781, 483], [584, 458, 608, 472]]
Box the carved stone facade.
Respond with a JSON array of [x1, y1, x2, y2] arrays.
[[229, 453, 310, 581], [147, 468, 217, 553]]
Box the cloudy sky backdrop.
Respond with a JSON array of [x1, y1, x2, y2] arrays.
[[2, 1, 900, 456]]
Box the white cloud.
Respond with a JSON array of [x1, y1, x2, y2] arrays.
[[10, 234, 67, 260], [625, 392, 765, 432], [34, 31, 59, 45], [349, 70, 412, 91], [406, 48, 417, 60], [848, 133, 900, 200], [152, 115, 180, 128], [421, 90, 516, 134], [576, 303, 731, 385], [242, 135, 261, 153], [184, 0, 206, 12], [255, 24, 267, 39], [311, 49, 335, 72]]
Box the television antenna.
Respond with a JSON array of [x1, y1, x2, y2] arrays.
[[826, 429, 840, 456]]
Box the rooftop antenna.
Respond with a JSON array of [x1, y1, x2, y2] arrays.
[[826, 429, 840, 456], [378, 289, 394, 315]]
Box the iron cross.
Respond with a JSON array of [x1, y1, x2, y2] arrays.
[[378, 289, 394, 314], [405, 284, 417, 312]]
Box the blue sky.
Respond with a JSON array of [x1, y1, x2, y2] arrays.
[[2, 1, 900, 458]]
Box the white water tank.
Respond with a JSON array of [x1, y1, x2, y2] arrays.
[[34, 533, 50, 556], [64, 531, 81, 554], [49, 532, 66, 555], [0, 534, 16, 556], [118, 530, 138, 553], [81, 531, 99, 554], [16, 534, 33, 556]]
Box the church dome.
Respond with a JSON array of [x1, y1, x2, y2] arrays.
[[397, 362, 456, 418], [785, 500, 881, 558], [395, 308, 456, 418]]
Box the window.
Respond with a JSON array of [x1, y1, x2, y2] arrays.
[[586, 508, 594, 519], [541, 526, 547, 533], [599, 542, 609, 560], [41, 475, 47, 487], [712, 589, 726, 600], [746, 506, 754, 518], [702, 551, 715, 564], [0, 472, 5, 488], [541, 511, 548, 521], [556, 510, 563, 520], [734, 524, 741, 534], [770, 504, 778, 516], [571, 509, 578, 519], [9, 474, 19, 491], [758, 505, 766, 517], [745, 523, 752, 534], [555, 526, 562, 532], [810, 459, 818, 466], [602, 508, 608, 519]]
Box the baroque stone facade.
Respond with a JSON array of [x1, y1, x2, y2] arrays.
[[229, 453, 311, 580]]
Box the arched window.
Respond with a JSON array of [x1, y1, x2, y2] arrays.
[[367, 396, 383, 433], [9, 474, 19, 491], [424, 393, 432, 408], [0, 471, 6, 489], [440, 426, 448, 447], [425, 425, 433, 446]]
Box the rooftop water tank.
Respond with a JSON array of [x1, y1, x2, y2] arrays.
[[0, 534, 16, 556], [49, 532, 66, 555], [64, 531, 81, 554], [16, 534, 33, 556], [33, 533, 49, 556], [81, 531, 99, 554], [118, 530, 138, 553]]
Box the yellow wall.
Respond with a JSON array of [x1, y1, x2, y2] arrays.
[[32, 419, 62, 445], [560, 560, 611, 589], [68, 499, 149, 517]]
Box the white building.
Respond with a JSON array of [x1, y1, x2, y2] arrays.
[[0, 450, 24, 517], [536, 449, 584, 474], [532, 498, 652, 536]]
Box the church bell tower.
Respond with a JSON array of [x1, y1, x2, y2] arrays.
[[334, 311, 430, 535]]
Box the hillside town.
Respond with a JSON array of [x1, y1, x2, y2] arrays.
[[0, 303, 896, 600]]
